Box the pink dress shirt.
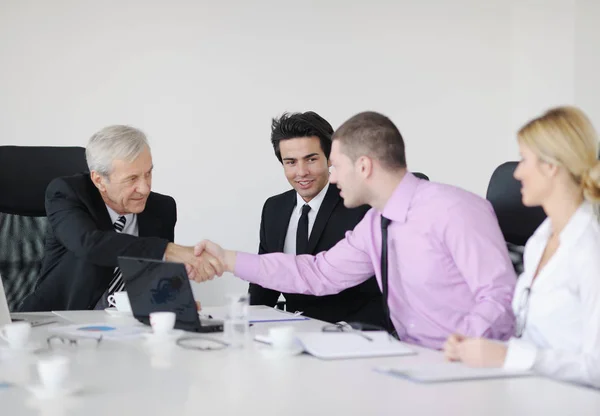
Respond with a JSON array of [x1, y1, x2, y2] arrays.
[[235, 173, 516, 349]]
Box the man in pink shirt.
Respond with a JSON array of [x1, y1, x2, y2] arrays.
[[196, 112, 516, 349]]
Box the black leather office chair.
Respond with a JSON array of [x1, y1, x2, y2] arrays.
[[0, 146, 88, 311], [486, 161, 546, 274], [412, 172, 429, 180]]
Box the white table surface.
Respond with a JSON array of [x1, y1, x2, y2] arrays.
[[2, 306, 599, 416]]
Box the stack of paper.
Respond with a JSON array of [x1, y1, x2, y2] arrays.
[[256, 331, 415, 360], [202, 306, 309, 324], [296, 331, 415, 359], [375, 363, 533, 383], [49, 323, 148, 340]]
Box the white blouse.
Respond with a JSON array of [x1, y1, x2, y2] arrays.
[[503, 201, 600, 388]]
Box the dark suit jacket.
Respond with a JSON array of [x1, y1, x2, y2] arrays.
[[19, 174, 176, 312], [249, 184, 385, 325]]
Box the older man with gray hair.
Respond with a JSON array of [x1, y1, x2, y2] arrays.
[[20, 125, 220, 311]]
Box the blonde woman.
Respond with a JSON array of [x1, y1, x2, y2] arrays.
[[444, 106, 600, 388]]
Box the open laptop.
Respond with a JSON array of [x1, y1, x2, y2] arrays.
[[117, 257, 223, 333], [0, 274, 56, 327]]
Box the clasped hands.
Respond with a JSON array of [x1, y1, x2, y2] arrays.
[[164, 241, 229, 282]]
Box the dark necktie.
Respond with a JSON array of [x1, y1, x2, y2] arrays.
[[296, 204, 312, 255], [380, 215, 397, 337], [107, 216, 127, 295]]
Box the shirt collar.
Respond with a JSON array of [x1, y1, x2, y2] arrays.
[[381, 172, 420, 223], [533, 200, 596, 247], [105, 204, 135, 226], [295, 182, 330, 215], [559, 201, 596, 246]]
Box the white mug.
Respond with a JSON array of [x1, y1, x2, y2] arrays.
[[268, 326, 297, 351], [107, 291, 131, 312], [149, 312, 176, 336], [0, 321, 32, 349], [37, 356, 70, 392]]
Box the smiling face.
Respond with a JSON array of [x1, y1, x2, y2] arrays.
[[91, 146, 154, 214], [279, 136, 331, 203]]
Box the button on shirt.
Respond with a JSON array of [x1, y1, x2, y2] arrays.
[[503, 201, 600, 388], [234, 172, 516, 349], [283, 183, 330, 255]]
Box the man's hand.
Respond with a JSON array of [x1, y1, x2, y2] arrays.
[[193, 240, 236, 282], [164, 243, 224, 281]]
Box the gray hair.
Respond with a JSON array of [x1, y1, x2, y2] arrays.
[[86, 125, 150, 177]]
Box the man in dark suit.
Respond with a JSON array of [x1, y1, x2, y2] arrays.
[[20, 125, 219, 312], [249, 112, 385, 326]]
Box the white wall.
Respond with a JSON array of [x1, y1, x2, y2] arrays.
[[1, 0, 598, 305]]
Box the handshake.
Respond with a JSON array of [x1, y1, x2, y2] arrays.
[[164, 240, 235, 282]]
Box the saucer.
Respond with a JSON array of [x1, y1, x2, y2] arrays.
[[0, 342, 41, 354], [26, 383, 82, 400], [104, 307, 132, 318], [260, 344, 305, 358], [141, 329, 184, 343]]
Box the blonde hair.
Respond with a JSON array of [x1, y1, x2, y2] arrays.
[[518, 106, 600, 202]]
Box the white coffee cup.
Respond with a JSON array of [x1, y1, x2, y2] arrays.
[[107, 292, 131, 312], [149, 312, 176, 336], [37, 356, 70, 392], [268, 326, 297, 351], [0, 321, 32, 349]]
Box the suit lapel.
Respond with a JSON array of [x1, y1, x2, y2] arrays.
[[307, 184, 340, 254], [275, 192, 297, 252], [137, 200, 162, 238], [86, 175, 113, 232]]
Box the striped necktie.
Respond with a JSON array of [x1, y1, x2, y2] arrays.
[[107, 216, 127, 295]]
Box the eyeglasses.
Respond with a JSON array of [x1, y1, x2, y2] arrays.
[[46, 335, 103, 350], [176, 336, 229, 351], [515, 287, 532, 338], [323, 321, 399, 341]]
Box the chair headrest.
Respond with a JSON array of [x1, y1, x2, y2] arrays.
[[486, 161, 546, 246], [412, 172, 429, 181], [0, 146, 88, 216]]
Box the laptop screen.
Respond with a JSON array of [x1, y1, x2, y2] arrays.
[[117, 257, 201, 331]]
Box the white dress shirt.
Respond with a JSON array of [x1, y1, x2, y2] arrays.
[[283, 183, 330, 255], [105, 205, 138, 237], [503, 201, 600, 388]]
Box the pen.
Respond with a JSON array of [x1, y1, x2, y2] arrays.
[[353, 330, 373, 342], [34, 320, 57, 327], [335, 322, 373, 341]]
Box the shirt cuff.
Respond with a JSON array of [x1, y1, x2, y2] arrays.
[[503, 337, 538, 371], [233, 252, 261, 283]]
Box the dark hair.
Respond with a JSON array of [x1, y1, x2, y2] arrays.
[[332, 111, 407, 170], [271, 111, 334, 163]]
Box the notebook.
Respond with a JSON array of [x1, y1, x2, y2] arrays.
[[202, 306, 309, 324], [256, 331, 416, 360], [374, 363, 533, 383]]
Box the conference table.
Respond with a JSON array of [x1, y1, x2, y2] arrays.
[[1, 307, 599, 416]]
